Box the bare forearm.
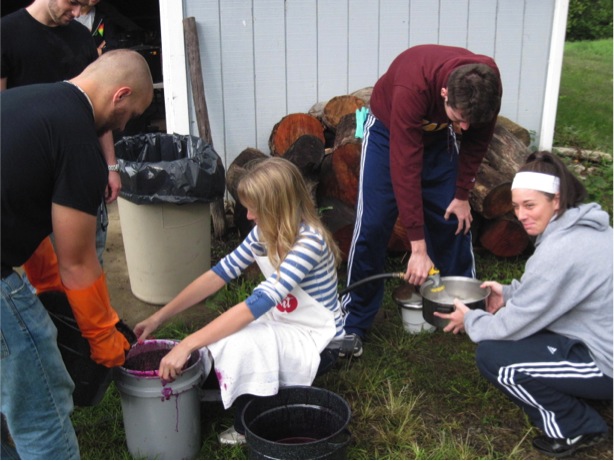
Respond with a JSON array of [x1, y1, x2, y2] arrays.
[[99, 131, 116, 164], [153, 270, 226, 325]]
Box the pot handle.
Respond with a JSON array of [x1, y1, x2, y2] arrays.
[[436, 305, 454, 314]]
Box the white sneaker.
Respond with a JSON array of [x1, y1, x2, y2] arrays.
[[218, 426, 246, 445]]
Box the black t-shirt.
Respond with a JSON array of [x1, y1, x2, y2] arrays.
[[1, 9, 98, 88], [1, 82, 107, 269]]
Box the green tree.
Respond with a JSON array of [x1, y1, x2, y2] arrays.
[[566, 0, 613, 41]]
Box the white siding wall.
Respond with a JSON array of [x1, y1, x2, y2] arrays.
[[164, 0, 564, 168]]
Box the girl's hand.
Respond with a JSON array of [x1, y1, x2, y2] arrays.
[[481, 281, 504, 314], [158, 343, 191, 381], [133, 316, 161, 344], [434, 299, 469, 334]]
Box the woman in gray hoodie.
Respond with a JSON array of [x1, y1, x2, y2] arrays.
[[437, 151, 612, 458]]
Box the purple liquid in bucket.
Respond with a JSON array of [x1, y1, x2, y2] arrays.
[[122, 340, 192, 378], [124, 349, 169, 376]]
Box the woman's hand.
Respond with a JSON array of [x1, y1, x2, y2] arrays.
[[434, 299, 469, 334], [482, 281, 504, 314], [158, 342, 192, 381], [134, 315, 162, 344]]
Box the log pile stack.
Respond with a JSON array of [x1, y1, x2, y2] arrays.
[[226, 89, 533, 260]]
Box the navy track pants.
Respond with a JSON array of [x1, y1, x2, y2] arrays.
[[476, 331, 612, 438], [342, 114, 475, 338]]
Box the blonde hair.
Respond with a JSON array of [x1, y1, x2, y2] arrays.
[[237, 157, 341, 268]]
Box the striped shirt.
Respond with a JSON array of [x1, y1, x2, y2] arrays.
[[212, 223, 344, 338]]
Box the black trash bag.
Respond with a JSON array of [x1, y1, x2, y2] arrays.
[[115, 132, 226, 204]]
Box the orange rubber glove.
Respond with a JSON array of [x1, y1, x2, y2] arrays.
[[64, 273, 130, 367], [22, 236, 64, 294]]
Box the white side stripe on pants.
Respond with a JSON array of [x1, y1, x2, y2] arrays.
[[497, 360, 603, 439], [341, 113, 376, 317]]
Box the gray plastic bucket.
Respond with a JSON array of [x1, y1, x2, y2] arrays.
[[114, 340, 203, 459], [242, 386, 351, 460]]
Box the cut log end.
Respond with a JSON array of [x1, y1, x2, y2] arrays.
[[482, 182, 512, 219], [322, 95, 366, 130], [479, 215, 531, 258], [268, 113, 324, 157]]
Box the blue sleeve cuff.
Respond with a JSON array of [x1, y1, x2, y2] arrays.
[[212, 262, 233, 283], [245, 290, 275, 318]]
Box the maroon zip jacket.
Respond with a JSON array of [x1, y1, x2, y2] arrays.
[[369, 44, 502, 242]]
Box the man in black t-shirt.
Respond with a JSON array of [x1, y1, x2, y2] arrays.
[[1, 49, 153, 460], [1, 0, 122, 265], [0, 1, 97, 88]]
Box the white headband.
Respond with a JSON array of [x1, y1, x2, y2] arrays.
[[511, 172, 560, 194]]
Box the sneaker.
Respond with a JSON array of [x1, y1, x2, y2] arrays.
[[218, 426, 246, 445], [532, 432, 605, 458], [338, 333, 363, 358]]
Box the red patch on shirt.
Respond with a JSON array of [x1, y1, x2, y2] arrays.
[[276, 294, 298, 313]]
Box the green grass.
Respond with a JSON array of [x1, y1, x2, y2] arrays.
[[68, 39, 613, 459], [71, 256, 611, 460], [554, 39, 613, 152]]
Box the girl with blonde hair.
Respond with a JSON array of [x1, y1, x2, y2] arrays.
[[135, 157, 345, 444]]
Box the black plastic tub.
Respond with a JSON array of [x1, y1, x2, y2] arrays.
[[242, 386, 351, 460]]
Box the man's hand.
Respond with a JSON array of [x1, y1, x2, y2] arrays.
[[404, 239, 434, 286], [106, 171, 121, 203], [96, 40, 107, 56], [444, 198, 472, 235]]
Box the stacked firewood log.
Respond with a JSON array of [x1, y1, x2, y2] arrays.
[[226, 88, 533, 260]]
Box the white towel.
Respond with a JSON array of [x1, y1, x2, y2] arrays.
[[206, 317, 321, 408]]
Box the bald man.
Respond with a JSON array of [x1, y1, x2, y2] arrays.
[[0, 49, 153, 459]]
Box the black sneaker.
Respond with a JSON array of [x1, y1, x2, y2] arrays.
[[338, 333, 363, 358], [532, 432, 606, 458]]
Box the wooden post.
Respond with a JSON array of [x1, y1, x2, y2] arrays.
[[183, 17, 226, 238], [182, 17, 212, 145]]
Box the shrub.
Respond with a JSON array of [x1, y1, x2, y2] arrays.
[[567, 0, 613, 41]]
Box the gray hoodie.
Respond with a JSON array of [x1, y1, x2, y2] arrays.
[[465, 203, 613, 377]]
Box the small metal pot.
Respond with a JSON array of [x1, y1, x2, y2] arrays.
[[419, 276, 490, 329], [392, 284, 435, 334]]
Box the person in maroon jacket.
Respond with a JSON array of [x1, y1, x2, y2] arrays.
[[340, 44, 502, 356]]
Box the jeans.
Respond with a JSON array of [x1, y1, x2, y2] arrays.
[[0, 272, 80, 459], [96, 202, 109, 266]]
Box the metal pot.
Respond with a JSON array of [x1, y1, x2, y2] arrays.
[[391, 284, 435, 334], [419, 276, 490, 329]]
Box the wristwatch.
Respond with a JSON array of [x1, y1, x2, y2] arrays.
[[108, 164, 120, 172]]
